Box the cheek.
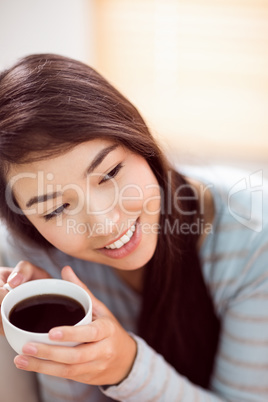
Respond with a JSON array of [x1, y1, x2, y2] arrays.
[[34, 221, 85, 252], [118, 185, 144, 215], [119, 166, 160, 215], [142, 185, 161, 216]]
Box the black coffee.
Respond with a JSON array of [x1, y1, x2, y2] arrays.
[[9, 294, 85, 333]]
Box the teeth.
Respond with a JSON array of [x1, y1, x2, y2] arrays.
[[105, 224, 136, 249], [114, 239, 124, 248], [121, 235, 130, 244]]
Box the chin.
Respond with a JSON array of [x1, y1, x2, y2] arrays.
[[121, 248, 156, 271]]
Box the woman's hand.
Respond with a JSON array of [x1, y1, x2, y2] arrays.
[[0, 260, 51, 334], [13, 266, 137, 386]]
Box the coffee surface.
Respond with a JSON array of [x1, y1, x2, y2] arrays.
[[9, 294, 85, 333]]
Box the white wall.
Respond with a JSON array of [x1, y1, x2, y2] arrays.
[[0, 0, 95, 70]]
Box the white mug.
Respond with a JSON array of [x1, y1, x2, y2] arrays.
[[1, 279, 92, 355]]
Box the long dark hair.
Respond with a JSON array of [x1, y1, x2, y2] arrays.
[[0, 54, 220, 387]]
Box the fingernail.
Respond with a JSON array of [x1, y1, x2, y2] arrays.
[[7, 272, 24, 287], [14, 356, 29, 369], [49, 329, 63, 339], [22, 343, 37, 355]]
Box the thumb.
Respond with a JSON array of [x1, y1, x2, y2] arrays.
[[61, 266, 109, 317]]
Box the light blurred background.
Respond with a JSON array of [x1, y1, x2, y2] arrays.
[[0, 0, 267, 173]]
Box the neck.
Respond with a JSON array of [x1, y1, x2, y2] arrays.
[[113, 266, 144, 293]]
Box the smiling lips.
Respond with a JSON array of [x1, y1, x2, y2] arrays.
[[105, 224, 136, 249], [98, 220, 141, 259]]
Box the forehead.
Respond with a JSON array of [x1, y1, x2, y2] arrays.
[[7, 139, 117, 179]]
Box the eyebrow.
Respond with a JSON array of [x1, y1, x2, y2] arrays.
[[25, 144, 119, 208], [85, 144, 119, 175], [26, 191, 61, 208]]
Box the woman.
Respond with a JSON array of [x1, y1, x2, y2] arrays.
[[0, 54, 267, 402]]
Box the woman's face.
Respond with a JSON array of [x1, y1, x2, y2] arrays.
[[7, 139, 161, 270]]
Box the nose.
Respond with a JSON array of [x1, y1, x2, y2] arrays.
[[80, 186, 122, 236], [85, 205, 121, 237]]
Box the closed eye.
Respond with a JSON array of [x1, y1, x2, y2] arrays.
[[99, 163, 123, 184], [44, 203, 70, 221]]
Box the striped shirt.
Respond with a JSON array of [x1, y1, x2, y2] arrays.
[[2, 165, 268, 401]]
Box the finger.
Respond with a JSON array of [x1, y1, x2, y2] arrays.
[[22, 341, 101, 364], [61, 266, 109, 317], [14, 354, 78, 378], [14, 353, 117, 385], [14, 355, 100, 382], [0, 270, 12, 295], [49, 317, 114, 343], [0, 268, 14, 287], [7, 260, 51, 289], [0, 290, 6, 332], [0, 269, 13, 334], [0, 286, 9, 301], [0, 269, 13, 333]]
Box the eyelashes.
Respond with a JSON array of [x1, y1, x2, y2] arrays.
[[43, 163, 123, 221], [99, 162, 123, 184], [44, 203, 70, 221]]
